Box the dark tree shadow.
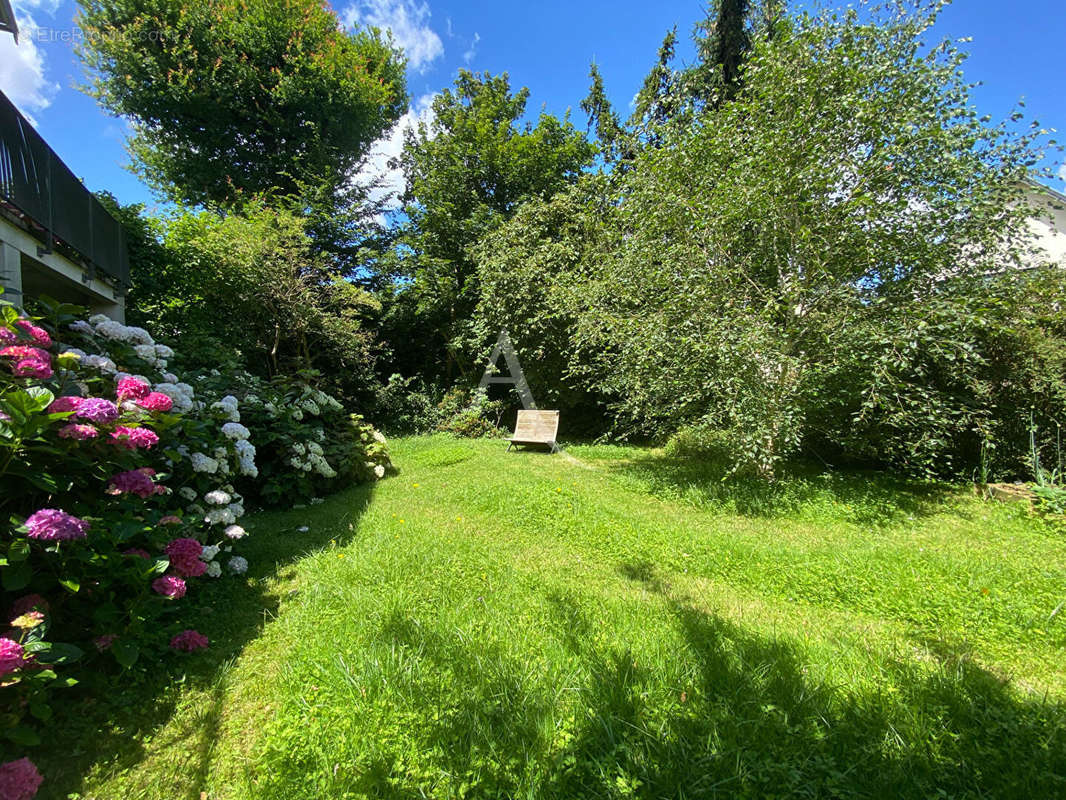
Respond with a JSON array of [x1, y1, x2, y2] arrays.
[[536, 561, 1066, 798], [309, 561, 1066, 798], [598, 450, 961, 525], [34, 482, 375, 800]]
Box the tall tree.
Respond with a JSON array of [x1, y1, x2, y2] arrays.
[[579, 63, 623, 163], [390, 70, 595, 379], [76, 0, 407, 210]]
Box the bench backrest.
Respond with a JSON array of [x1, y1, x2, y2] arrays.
[[512, 409, 560, 444]]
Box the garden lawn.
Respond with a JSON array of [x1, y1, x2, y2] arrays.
[[37, 436, 1066, 799]]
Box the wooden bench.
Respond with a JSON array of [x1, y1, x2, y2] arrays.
[[508, 409, 560, 453]]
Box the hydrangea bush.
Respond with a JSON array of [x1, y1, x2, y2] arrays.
[[0, 295, 391, 796]]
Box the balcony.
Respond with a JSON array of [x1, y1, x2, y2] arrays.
[[0, 88, 128, 317]]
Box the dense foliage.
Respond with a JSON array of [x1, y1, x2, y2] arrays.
[[107, 199, 383, 405], [478, 1, 1063, 478], [76, 0, 407, 210], [380, 71, 595, 384]]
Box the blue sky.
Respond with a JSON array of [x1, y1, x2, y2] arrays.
[[2, 0, 1064, 212]]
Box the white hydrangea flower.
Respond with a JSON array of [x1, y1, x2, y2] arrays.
[[205, 507, 237, 526], [374, 464, 386, 479], [124, 326, 155, 346], [69, 320, 95, 336], [205, 490, 231, 506], [292, 408, 303, 421], [95, 320, 129, 341], [87, 314, 110, 326], [178, 487, 197, 501], [373, 430, 387, 444], [163, 372, 179, 383], [307, 442, 323, 456], [224, 525, 247, 540], [133, 344, 159, 364], [228, 556, 248, 574], [227, 502, 245, 519], [310, 454, 336, 478], [202, 544, 221, 561], [190, 453, 219, 474], [82, 354, 117, 373], [205, 560, 222, 578], [155, 344, 175, 359], [221, 422, 250, 440], [211, 395, 241, 422]]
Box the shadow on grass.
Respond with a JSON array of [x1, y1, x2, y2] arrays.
[[334, 562, 1065, 798], [35, 482, 375, 800], [597, 450, 959, 525], [538, 561, 1066, 797]]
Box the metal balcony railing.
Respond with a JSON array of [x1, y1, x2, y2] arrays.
[[0, 89, 129, 291]]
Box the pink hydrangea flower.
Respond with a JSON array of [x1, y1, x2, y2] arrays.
[[159, 515, 182, 526], [74, 398, 119, 425], [58, 423, 99, 441], [152, 575, 187, 599], [1, 346, 52, 379], [48, 396, 83, 414], [123, 548, 151, 559], [15, 319, 52, 348], [169, 630, 209, 652], [109, 426, 159, 450], [8, 595, 48, 622], [14, 358, 52, 379], [24, 509, 90, 541], [116, 376, 151, 402], [93, 634, 118, 651], [108, 468, 164, 498], [0, 638, 25, 676], [165, 538, 207, 577], [0, 757, 43, 800], [0, 346, 48, 361], [137, 392, 174, 413], [0, 328, 15, 346]]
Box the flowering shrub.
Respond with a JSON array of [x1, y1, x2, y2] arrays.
[[178, 369, 393, 507], [0, 294, 391, 795]]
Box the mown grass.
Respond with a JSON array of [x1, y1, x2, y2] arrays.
[[37, 435, 1066, 798]]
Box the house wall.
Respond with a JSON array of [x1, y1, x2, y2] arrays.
[[1025, 186, 1066, 267]]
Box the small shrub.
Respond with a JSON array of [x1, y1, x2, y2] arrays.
[[435, 389, 505, 438]]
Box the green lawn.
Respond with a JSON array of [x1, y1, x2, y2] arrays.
[[39, 436, 1066, 799]]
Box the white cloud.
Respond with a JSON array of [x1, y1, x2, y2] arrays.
[[20, 0, 63, 13], [1058, 163, 1066, 184], [0, 13, 59, 124], [355, 93, 436, 210], [463, 32, 480, 65], [343, 0, 443, 72]]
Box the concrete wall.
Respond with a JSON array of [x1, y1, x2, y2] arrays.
[[0, 215, 125, 321]]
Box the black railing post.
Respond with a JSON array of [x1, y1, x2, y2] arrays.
[[36, 150, 53, 257]]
